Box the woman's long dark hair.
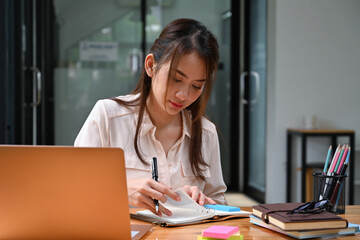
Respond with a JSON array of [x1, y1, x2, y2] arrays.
[[113, 18, 219, 181]]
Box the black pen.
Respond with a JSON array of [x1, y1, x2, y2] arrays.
[[151, 157, 159, 213]]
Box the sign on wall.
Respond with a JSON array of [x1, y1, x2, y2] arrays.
[[80, 41, 118, 62]]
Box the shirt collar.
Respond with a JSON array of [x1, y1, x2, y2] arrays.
[[182, 110, 192, 138], [135, 108, 155, 137], [136, 109, 192, 139]]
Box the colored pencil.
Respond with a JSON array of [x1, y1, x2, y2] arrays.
[[334, 145, 345, 173], [322, 145, 332, 174], [327, 144, 341, 174], [336, 145, 348, 175], [344, 147, 351, 164]]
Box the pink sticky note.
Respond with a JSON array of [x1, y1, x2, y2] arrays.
[[202, 225, 239, 239]]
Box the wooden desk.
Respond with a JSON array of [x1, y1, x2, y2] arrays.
[[286, 128, 355, 203], [131, 206, 360, 239]]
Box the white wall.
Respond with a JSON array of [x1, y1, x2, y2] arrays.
[[267, 0, 360, 203]]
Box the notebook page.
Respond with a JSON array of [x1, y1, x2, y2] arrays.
[[213, 209, 252, 216], [163, 188, 209, 211], [136, 188, 215, 224]]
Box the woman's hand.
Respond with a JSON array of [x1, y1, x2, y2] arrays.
[[127, 178, 181, 216], [182, 185, 216, 206]]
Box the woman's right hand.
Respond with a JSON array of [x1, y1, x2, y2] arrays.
[[127, 178, 181, 216]]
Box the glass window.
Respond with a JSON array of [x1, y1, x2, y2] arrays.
[[53, 0, 141, 145]]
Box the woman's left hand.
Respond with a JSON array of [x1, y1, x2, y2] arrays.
[[182, 185, 216, 206]]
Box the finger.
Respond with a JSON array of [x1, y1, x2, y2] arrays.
[[140, 192, 172, 216], [143, 195, 162, 211], [133, 197, 161, 216], [147, 204, 162, 217], [190, 187, 200, 202], [140, 196, 171, 217], [136, 180, 167, 203], [204, 196, 217, 205], [143, 200, 165, 217], [198, 192, 206, 206], [182, 185, 191, 196], [133, 191, 162, 212], [159, 204, 172, 216], [150, 181, 181, 202]]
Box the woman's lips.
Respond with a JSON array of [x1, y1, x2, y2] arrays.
[[169, 100, 183, 109]]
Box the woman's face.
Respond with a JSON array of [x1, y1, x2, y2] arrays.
[[149, 52, 206, 116]]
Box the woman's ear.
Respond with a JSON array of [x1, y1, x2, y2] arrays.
[[144, 54, 155, 77]]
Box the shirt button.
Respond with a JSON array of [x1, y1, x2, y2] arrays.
[[168, 163, 172, 167]]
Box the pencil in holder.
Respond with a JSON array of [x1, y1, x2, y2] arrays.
[[313, 172, 347, 214]]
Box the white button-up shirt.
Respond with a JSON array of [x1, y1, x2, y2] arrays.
[[74, 94, 227, 204]]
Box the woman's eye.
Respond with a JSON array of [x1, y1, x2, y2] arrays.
[[174, 79, 181, 83], [193, 85, 202, 90]]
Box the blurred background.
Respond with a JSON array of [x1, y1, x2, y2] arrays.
[[1, 0, 359, 205]]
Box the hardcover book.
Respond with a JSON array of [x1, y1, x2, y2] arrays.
[[252, 203, 348, 231], [249, 215, 359, 239]]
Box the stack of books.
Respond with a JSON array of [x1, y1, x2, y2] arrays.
[[197, 226, 243, 240], [250, 203, 359, 239]]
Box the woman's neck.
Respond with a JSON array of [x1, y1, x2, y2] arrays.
[[146, 94, 183, 155], [146, 95, 181, 129]]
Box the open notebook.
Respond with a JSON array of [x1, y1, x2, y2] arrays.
[[132, 188, 251, 226]]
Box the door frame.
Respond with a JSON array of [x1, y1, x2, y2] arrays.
[[241, 0, 266, 203]]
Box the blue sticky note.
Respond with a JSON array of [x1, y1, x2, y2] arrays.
[[204, 204, 240, 212]]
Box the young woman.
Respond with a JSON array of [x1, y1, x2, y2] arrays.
[[75, 18, 227, 216]]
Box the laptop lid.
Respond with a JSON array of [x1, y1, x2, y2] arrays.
[[0, 145, 131, 239]]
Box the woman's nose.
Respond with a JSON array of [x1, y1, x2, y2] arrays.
[[175, 87, 189, 101]]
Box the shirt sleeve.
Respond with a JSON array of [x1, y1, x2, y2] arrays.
[[74, 100, 110, 147], [202, 126, 228, 205]]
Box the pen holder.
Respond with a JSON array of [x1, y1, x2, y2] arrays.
[[313, 173, 347, 214]]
